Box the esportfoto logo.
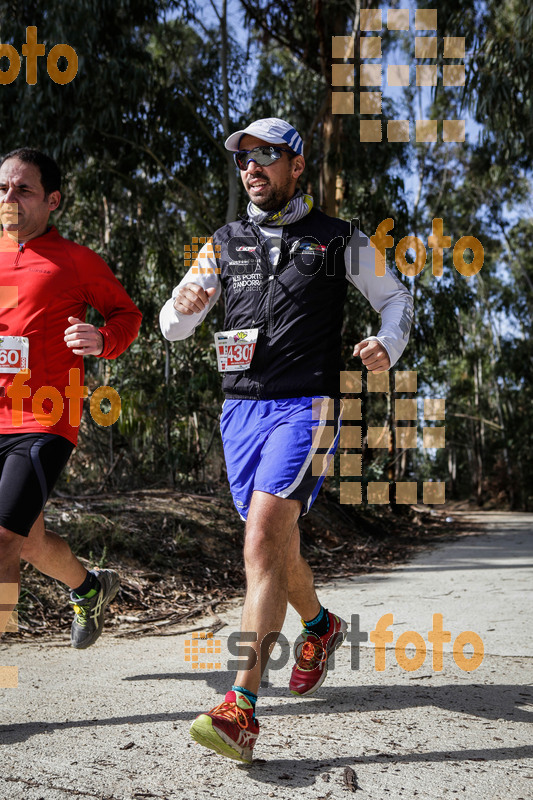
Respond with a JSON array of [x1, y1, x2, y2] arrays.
[[184, 613, 484, 677]]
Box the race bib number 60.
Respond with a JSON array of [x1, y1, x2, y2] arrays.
[[214, 328, 259, 372], [0, 336, 29, 374]]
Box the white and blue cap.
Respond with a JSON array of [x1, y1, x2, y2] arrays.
[[224, 117, 304, 156]]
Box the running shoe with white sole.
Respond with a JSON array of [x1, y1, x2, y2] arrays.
[[69, 569, 120, 649], [190, 690, 259, 763], [289, 610, 348, 696]]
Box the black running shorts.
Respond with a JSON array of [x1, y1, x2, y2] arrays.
[[0, 433, 74, 537]]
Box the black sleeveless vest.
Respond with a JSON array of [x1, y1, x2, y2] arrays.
[[212, 207, 351, 399]]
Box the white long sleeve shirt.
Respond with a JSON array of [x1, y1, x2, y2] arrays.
[[160, 225, 413, 368]]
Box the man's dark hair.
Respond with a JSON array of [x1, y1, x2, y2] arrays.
[[0, 148, 61, 195]]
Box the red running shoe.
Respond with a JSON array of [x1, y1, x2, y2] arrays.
[[190, 690, 259, 763], [289, 611, 348, 696]]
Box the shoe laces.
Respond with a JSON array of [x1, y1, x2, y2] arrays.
[[70, 600, 89, 628], [211, 700, 250, 730], [295, 636, 327, 670]]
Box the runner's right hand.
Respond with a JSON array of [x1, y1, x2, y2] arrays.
[[173, 284, 216, 315]]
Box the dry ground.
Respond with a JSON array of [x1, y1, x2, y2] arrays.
[[9, 487, 481, 641]]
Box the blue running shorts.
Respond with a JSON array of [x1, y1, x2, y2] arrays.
[[220, 397, 342, 521]]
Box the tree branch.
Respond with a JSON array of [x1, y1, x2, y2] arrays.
[[238, 0, 306, 62], [97, 131, 219, 231]]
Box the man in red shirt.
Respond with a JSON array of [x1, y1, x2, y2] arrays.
[[0, 148, 142, 648]]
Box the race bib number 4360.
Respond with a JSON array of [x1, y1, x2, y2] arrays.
[[214, 328, 259, 372], [0, 336, 29, 373]]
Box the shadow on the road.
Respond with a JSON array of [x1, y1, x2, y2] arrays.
[[126, 672, 533, 722], [0, 718, 531, 792], [243, 745, 533, 788], [2, 679, 531, 749], [385, 530, 533, 573]]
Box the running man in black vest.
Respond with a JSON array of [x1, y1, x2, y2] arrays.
[[160, 118, 413, 763]]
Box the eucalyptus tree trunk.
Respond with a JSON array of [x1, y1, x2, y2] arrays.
[[473, 354, 484, 505], [313, 0, 348, 215], [164, 337, 175, 488], [220, 0, 239, 223]]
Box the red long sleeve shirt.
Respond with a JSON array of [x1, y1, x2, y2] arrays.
[[0, 227, 142, 445]]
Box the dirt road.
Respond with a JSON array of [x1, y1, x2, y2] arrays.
[[1, 511, 532, 800]]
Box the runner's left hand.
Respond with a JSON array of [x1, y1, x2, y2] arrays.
[[64, 316, 104, 356], [353, 339, 390, 372]]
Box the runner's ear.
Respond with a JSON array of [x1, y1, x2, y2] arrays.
[[47, 191, 61, 212], [291, 156, 305, 179]]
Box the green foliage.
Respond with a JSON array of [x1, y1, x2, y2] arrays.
[[1, 0, 530, 507], [419, 0, 533, 163]]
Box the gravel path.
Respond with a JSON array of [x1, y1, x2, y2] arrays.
[[1, 511, 532, 800]]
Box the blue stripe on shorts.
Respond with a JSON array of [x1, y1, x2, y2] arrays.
[[220, 397, 342, 521]]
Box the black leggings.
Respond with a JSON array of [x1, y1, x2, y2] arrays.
[[0, 433, 74, 536]]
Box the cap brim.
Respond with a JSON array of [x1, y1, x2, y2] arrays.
[[224, 131, 247, 151], [224, 131, 292, 152]]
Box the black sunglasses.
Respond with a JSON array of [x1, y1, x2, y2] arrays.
[[233, 146, 294, 170]]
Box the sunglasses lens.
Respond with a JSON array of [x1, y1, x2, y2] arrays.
[[234, 152, 249, 169], [235, 147, 282, 170]]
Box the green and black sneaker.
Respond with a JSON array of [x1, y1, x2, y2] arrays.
[[69, 569, 120, 649]]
